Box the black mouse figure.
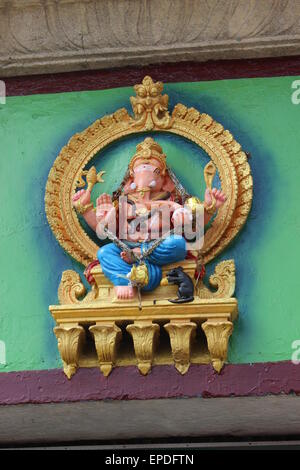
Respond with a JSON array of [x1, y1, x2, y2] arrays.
[[166, 266, 194, 303]]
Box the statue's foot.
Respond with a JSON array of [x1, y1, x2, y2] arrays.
[[115, 286, 136, 300]]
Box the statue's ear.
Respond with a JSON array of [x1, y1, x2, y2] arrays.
[[123, 176, 134, 194], [162, 172, 176, 192]]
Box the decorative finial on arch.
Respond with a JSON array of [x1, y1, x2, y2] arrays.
[[130, 75, 172, 130]]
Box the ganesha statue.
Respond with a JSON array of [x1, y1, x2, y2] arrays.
[[46, 76, 253, 378], [72, 137, 226, 301]]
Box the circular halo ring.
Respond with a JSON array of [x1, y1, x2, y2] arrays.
[[45, 105, 253, 267]]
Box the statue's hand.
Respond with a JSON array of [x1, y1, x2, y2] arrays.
[[205, 188, 227, 210], [72, 189, 91, 207], [96, 193, 113, 219]]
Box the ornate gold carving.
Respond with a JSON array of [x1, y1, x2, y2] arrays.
[[50, 294, 237, 376], [130, 76, 172, 130], [45, 107, 133, 267], [75, 166, 105, 191], [51, 261, 237, 376], [126, 321, 160, 375], [197, 260, 236, 299], [45, 76, 253, 269], [202, 320, 233, 373], [164, 320, 197, 374], [58, 270, 86, 305], [46, 77, 249, 377], [89, 322, 122, 376], [53, 324, 85, 379], [51, 298, 237, 324], [128, 263, 149, 288], [169, 104, 253, 264], [74, 201, 93, 215]]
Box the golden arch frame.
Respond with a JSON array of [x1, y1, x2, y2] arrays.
[[45, 76, 253, 267]]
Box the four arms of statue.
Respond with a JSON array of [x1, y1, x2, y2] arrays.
[[72, 138, 226, 300]]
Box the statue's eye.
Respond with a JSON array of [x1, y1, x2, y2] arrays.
[[154, 168, 160, 175]]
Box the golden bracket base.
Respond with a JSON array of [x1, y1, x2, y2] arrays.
[[50, 259, 238, 379]]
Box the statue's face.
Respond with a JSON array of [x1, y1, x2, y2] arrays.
[[133, 160, 164, 192]]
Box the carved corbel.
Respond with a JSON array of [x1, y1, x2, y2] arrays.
[[197, 260, 236, 299], [89, 322, 122, 376], [126, 321, 160, 375], [164, 320, 197, 374], [201, 319, 233, 373], [54, 324, 85, 379]]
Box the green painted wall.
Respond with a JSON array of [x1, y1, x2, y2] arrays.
[[1, 76, 300, 372]]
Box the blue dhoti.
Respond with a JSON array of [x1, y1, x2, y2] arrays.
[[97, 235, 187, 291]]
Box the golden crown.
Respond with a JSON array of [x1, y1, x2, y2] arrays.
[[129, 137, 167, 175]]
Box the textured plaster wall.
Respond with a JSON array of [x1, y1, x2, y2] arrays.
[[2, 0, 300, 77], [1, 76, 300, 372]]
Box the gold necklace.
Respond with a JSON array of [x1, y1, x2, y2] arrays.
[[135, 187, 151, 198]]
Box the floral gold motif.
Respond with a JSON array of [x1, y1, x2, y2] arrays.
[[164, 320, 197, 374], [58, 270, 86, 305], [197, 260, 236, 299], [201, 320, 233, 373], [89, 322, 122, 376], [130, 75, 172, 130], [126, 321, 160, 375], [54, 324, 85, 379]]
